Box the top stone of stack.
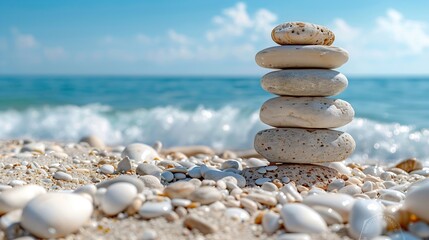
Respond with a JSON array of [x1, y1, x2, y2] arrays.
[[271, 22, 335, 46]]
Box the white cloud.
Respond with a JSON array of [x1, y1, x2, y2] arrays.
[[12, 28, 38, 49], [167, 30, 191, 45], [376, 9, 429, 53], [206, 2, 276, 42], [44, 47, 66, 60], [136, 34, 151, 44], [332, 19, 360, 42]]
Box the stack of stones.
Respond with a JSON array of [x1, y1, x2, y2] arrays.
[[252, 22, 356, 183]]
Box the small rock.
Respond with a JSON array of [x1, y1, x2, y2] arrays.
[[117, 157, 132, 172], [121, 143, 159, 162], [312, 206, 343, 225], [164, 181, 196, 199], [21, 142, 45, 154], [174, 173, 187, 180], [271, 22, 335, 45], [142, 229, 158, 240], [139, 201, 172, 219], [183, 214, 217, 234], [348, 199, 383, 239], [101, 182, 137, 216], [404, 180, 429, 222], [96, 175, 144, 192], [221, 160, 242, 170], [136, 163, 162, 179], [277, 233, 311, 240], [0, 209, 22, 230], [247, 193, 277, 206], [100, 164, 115, 174], [280, 203, 327, 233], [171, 198, 191, 207], [240, 198, 258, 213], [161, 171, 174, 182], [190, 187, 222, 204], [8, 180, 27, 187], [262, 211, 280, 234], [261, 182, 278, 192], [255, 178, 271, 186], [0, 185, 46, 214], [338, 185, 362, 196], [74, 184, 97, 197], [303, 193, 354, 221], [79, 135, 105, 149], [225, 208, 250, 222], [21, 193, 93, 238], [140, 175, 163, 189], [327, 179, 345, 192], [188, 166, 202, 178], [53, 171, 73, 181]]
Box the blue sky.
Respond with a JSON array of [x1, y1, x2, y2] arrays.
[[1, 0, 429, 75]]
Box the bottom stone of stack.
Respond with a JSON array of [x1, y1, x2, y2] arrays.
[[242, 163, 339, 188], [254, 128, 355, 163]]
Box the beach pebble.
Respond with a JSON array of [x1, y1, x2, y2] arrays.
[[277, 233, 311, 240], [303, 193, 354, 221], [271, 22, 335, 45], [117, 157, 132, 172], [221, 160, 242, 170], [0, 185, 46, 214], [79, 135, 105, 149], [174, 173, 186, 180], [21, 142, 45, 154], [141, 229, 158, 240], [225, 208, 250, 222], [188, 166, 202, 178], [261, 182, 278, 192], [190, 187, 222, 204], [100, 164, 115, 174], [161, 171, 174, 182], [338, 185, 362, 196], [262, 211, 281, 234], [184, 214, 217, 234], [363, 166, 384, 177], [139, 201, 172, 219], [203, 170, 246, 188], [96, 175, 145, 192], [0, 209, 21, 230], [21, 193, 93, 238], [164, 181, 196, 199], [53, 171, 73, 181], [260, 97, 354, 128], [348, 199, 383, 239], [312, 206, 343, 225], [404, 180, 429, 222], [74, 184, 97, 197], [247, 193, 277, 206], [395, 158, 423, 173], [408, 221, 429, 238], [171, 198, 191, 207], [255, 45, 348, 69], [280, 203, 327, 233], [261, 69, 347, 97], [245, 158, 269, 167], [326, 162, 351, 176], [101, 182, 137, 216], [255, 178, 271, 186], [121, 143, 159, 162], [379, 189, 405, 202], [281, 183, 303, 202], [136, 163, 162, 178], [240, 198, 258, 213], [254, 128, 355, 163], [140, 175, 163, 189], [327, 179, 345, 192]]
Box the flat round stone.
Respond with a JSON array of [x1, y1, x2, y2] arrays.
[[242, 164, 339, 188], [261, 69, 348, 96], [272, 22, 335, 46], [255, 45, 348, 69], [260, 97, 354, 128], [254, 128, 355, 163]]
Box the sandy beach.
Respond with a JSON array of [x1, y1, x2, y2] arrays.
[[0, 138, 428, 239]]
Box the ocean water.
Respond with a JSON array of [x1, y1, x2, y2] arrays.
[[1, 76, 429, 164]]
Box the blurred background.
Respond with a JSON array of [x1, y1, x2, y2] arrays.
[[1, 0, 429, 163]]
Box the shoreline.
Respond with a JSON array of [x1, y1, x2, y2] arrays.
[[0, 138, 428, 239]]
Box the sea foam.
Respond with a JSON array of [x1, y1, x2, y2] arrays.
[[0, 104, 428, 164]]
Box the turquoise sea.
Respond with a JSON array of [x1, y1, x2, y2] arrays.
[[0, 76, 428, 164]]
